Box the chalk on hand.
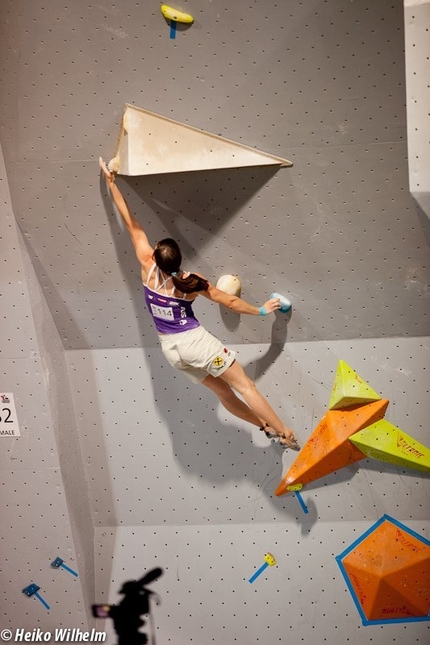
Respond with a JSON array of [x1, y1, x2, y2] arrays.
[[107, 157, 120, 173]]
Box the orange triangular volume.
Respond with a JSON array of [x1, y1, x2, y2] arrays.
[[329, 360, 382, 410], [275, 399, 389, 496]]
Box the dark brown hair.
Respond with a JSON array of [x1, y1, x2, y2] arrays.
[[153, 238, 209, 294]]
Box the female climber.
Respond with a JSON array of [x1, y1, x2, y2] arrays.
[[99, 157, 300, 450]]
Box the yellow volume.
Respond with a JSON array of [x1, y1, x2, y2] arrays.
[[161, 5, 194, 24]]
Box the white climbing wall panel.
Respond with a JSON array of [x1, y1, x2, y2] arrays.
[[67, 338, 430, 643], [67, 339, 430, 528], [95, 520, 429, 644], [404, 0, 430, 216]]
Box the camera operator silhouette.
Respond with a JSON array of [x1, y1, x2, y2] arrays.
[[94, 567, 163, 645]]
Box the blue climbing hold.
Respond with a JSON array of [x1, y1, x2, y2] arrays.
[[270, 292, 292, 313]]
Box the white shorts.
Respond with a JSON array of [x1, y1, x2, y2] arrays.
[[159, 326, 236, 384]]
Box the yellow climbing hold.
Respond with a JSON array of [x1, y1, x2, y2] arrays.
[[286, 483, 303, 492], [161, 5, 194, 24], [264, 553, 276, 566]]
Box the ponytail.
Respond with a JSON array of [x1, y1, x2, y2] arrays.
[[171, 272, 209, 294]]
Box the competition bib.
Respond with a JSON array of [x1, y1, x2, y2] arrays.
[[150, 303, 174, 321]]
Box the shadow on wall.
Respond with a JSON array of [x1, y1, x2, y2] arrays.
[[101, 165, 281, 345], [139, 321, 310, 525], [100, 161, 293, 351], [21, 231, 118, 534], [244, 309, 291, 379], [20, 229, 115, 613], [20, 229, 90, 349], [100, 165, 311, 522], [413, 194, 430, 247], [133, 165, 281, 250]]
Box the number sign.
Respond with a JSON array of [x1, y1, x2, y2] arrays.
[[0, 393, 21, 437]]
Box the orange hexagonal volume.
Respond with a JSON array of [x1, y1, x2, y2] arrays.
[[336, 515, 430, 625]]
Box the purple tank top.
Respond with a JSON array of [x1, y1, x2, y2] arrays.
[[143, 284, 200, 334]]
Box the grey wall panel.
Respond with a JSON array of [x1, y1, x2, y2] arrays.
[[0, 152, 39, 359], [0, 0, 428, 349], [0, 0, 21, 171], [67, 337, 429, 528], [12, 145, 430, 350], [0, 145, 93, 630], [17, 228, 96, 619], [95, 522, 430, 645], [188, 1, 407, 152], [7, 1, 407, 160]]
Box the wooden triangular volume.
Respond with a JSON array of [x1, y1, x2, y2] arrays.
[[110, 103, 292, 176]]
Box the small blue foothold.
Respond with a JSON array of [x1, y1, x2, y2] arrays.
[[51, 557, 63, 568], [23, 583, 40, 596], [22, 584, 50, 610], [51, 557, 78, 577], [270, 292, 292, 313]]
